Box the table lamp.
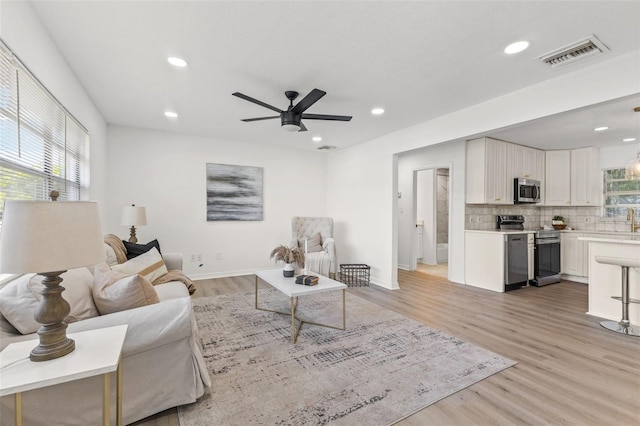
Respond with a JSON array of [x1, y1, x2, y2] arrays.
[[120, 204, 147, 243], [0, 199, 103, 361]]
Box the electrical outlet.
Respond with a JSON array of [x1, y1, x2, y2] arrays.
[[190, 254, 197, 262], [469, 216, 476, 223], [216, 252, 222, 260], [196, 254, 203, 262], [584, 217, 591, 223]]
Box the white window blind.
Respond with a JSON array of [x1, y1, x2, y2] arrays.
[[0, 41, 90, 227], [602, 167, 640, 218]]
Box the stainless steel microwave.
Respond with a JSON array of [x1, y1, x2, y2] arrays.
[[514, 178, 540, 204]]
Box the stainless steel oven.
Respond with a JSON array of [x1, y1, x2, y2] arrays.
[[532, 230, 561, 286]]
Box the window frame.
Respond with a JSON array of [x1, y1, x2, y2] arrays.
[[601, 166, 640, 219]]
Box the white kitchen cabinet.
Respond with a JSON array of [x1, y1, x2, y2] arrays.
[[466, 138, 509, 204], [545, 147, 599, 206], [571, 147, 600, 206], [545, 150, 571, 206], [561, 232, 585, 277], [509, 144, 545, 181]]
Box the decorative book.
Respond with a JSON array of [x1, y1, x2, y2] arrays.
[[295, 275, 319, 286]]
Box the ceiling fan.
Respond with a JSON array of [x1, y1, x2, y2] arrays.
[[232, 89, 352, 132]]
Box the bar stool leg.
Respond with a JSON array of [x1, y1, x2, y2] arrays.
[[601, 266, 640, 336]]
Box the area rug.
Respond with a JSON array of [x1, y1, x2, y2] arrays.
[[178, 289, 516, 425]]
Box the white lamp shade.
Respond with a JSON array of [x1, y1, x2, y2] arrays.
[[0, 201, 104, 274], [121, 205, 147, 226]]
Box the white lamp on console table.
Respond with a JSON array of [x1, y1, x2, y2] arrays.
[[0, 198, 103, 361]]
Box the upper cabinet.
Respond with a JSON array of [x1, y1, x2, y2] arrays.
[[545, 147, 599, 206], [467, 138, 544, 205], [508, 143, 545, 181], [571, 147, 600, 205], [466, 138, 509, 204]]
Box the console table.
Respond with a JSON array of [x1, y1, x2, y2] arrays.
[[0, 325, 128, 426]]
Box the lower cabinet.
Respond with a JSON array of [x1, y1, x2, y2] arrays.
[[561, 233, 586, 277], [561, 232, 631, 280]]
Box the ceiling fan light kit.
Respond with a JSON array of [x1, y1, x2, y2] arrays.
[[233, 88, 352, 133]]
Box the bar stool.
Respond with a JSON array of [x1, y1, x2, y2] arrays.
[[595, 255, 640, 336]]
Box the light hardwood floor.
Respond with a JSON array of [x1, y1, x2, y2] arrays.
[[133, 271, 640, 426]]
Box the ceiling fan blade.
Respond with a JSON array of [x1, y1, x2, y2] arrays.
[[241, 116, 280, 122], [298, 121, 308, 132], [233, 92, 283, 113], [301, 113, 352, 121], [291, 89, 326, 114]]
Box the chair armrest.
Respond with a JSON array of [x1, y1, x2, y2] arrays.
[[322, 238, 337, 274], [163, 252, 183, 271]]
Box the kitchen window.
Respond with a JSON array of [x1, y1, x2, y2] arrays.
[[602, 167, 640, 218]]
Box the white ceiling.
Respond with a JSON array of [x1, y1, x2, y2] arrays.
[[27, 0, 640, 152]]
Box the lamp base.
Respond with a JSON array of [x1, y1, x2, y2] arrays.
[[129, 225, 138, 243], [30, 331, 75, 362], [30, 271, 75, 362]]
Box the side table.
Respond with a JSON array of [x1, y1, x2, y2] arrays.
[[0, 325, 128, 426]]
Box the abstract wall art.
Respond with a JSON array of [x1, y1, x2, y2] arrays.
[[206, 163, 263, 221]]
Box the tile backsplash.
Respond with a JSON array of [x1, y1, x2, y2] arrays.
[[465, 205, 632, 232]]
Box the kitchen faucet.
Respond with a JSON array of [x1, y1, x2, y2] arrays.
[[628, 208, 640, 232]]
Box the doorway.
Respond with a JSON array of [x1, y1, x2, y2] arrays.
[[414, 166, 450, 279]]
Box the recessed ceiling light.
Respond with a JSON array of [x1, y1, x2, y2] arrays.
[[593, 126, 609, 131], [623, 138, 637, 142], [312, 136, 322, 142], [504, 41, 530, 55], [371, 108, 385, 115], [164, 111, 178, 118], [167, 57, 188, 67]]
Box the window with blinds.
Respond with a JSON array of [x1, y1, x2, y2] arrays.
[[602, 168, 640, 218], [0, 41, 90, 227]]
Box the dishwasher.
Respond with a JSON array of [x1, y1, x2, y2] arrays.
[[504, 233, 528, 291]]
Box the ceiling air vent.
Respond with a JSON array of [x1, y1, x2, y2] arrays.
[[539, 35, 609, 69], [316, 145, 337, 150]]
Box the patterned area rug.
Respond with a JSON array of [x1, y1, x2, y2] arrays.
[[178, 289, 516, 425]]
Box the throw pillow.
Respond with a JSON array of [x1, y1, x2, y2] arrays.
[[93, 264, 159, 315], [298, 232, 323, 253], [123, 239, 162, 260], [111, 247, 168, 282], [0, 268, 100, 335]]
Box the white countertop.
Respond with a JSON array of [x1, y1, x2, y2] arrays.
[[579, 237, 640, 245]]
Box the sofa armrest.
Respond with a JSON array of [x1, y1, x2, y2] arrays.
[[66, 297, 193, 357], [163, 252, 183, 271]]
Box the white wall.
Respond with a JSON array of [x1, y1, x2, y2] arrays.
[[599, 144, 640, 169], [398, 142, 464, 283], [0, 1, 109, 220], [327, 50, 640, 290], [106, 125, 328, 278]]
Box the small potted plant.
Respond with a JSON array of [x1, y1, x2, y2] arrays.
[[552, 215, 566, 230], [270, 245, 305, 277]]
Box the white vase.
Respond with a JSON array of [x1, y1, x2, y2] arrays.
[[283, 263, 294, 277]]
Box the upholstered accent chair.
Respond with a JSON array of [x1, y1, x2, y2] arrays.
[[290, 217, 337, 279]]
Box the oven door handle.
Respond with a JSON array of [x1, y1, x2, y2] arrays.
[[536, 238, 561, 245]]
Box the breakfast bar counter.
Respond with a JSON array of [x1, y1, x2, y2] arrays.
[[580, 237, 640, 324]]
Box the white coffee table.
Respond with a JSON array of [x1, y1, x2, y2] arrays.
[[255, 269, 347, 343], [0, 325, 128, 426]]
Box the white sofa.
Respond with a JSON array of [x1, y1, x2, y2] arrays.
[[0, 253, 211, 426]]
